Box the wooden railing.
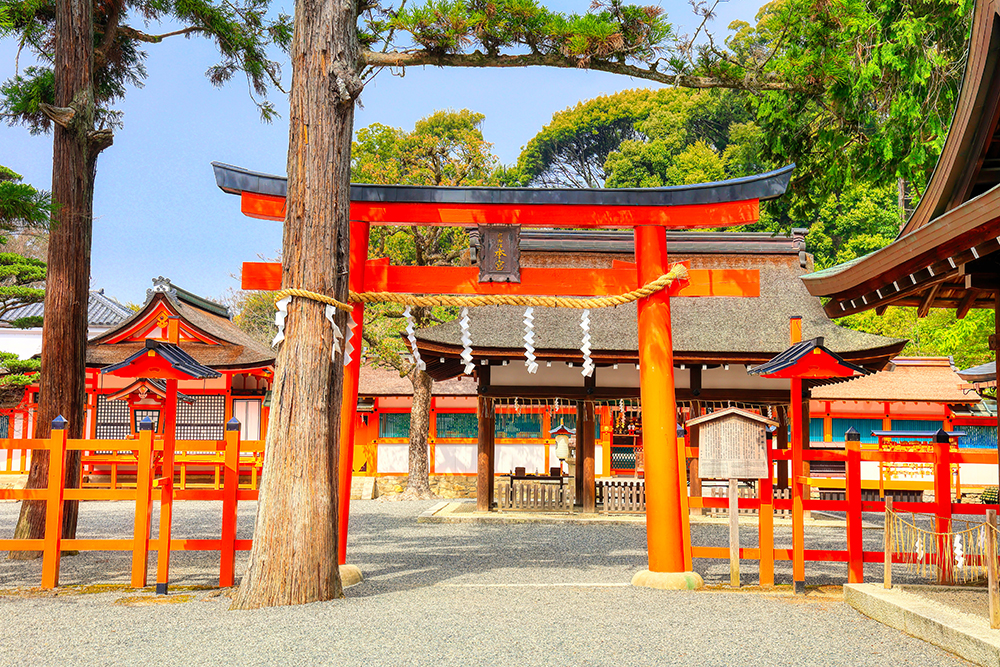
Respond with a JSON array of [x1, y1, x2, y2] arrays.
[[684, 432, 1000, 587], [600, 479, 645, 513], [496, 475, 574, 511], [0, 417, 263, 591]]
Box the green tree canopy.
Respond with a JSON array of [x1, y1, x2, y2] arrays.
[[352, 109, 503, 498], [714, 0, 970, 210], [353, 109, 502, 368], [838, 307, 994, 371], [365, 0, 970, 209], [0, 165, 50, 229]]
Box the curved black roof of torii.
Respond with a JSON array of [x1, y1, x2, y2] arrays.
[[211, 162, 795, 208]]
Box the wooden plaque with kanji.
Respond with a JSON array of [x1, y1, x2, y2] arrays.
[[690, 408, 776, 480]]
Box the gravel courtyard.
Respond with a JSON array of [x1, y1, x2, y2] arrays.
[[0, 500, 971, 666]]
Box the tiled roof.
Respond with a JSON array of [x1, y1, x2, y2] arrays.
[[746, 337, 868, 377], [3, 289, 132, 327], [102, 340, 221, 379], [811, 357, 976, 404]]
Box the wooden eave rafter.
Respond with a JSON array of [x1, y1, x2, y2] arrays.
[[814, 213, 1000, 318]]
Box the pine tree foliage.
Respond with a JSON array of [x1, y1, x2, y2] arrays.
[[0, 165, 50, 228], [0, 0, 291, 127], [0, 166, 47, 329]]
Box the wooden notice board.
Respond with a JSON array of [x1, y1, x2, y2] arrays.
[[690, 408, 775, 480]]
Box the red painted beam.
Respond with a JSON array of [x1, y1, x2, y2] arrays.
[[240, 191, 761, 229], [242, 260, 760, 297], [364, 265, 641, 296]]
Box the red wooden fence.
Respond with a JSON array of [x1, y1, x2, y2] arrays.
[[0, 416, 261, 591]]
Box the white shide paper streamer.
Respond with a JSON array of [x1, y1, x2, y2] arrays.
[[580, 308, 594, 377], [271, 296, 291, 348], [523, 307, 538, 374], [325, 304, 344, 361], [459, 307, 474, 375], [404, 306, 426, 372], [344, 311, 358, 367]]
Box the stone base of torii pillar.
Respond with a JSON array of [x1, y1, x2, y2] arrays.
[[632, 570, 705, 590]]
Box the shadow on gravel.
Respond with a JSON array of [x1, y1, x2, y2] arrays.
[[0, 500, 952, 594]]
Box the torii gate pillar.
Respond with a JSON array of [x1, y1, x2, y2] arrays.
[[337, 221, 369, 575], [631, 225, 703, 590]]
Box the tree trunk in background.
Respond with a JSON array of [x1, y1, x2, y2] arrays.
[[232, 0, 359, 609], [11, 0, 106, 557], [406, 368, 434, 497]]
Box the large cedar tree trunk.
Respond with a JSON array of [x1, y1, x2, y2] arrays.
[[232, 0, 360, 609], [11, 0, 110, 557], [406, 368, 434, 497]]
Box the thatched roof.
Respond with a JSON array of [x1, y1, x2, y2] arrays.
[[415, 253, 904, 377]]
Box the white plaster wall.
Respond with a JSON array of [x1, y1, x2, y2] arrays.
[[597, 364, 645, 388], [959, 464, 998, 486], [494, 443, 545, 474], [377, 443, 410, 473], [0, 325, 116, 360], [435, 444, 476, 473], [701, 365, 788, 390], [491, 362, 586, 387]]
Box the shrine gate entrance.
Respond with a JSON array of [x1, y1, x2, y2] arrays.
[[214, 161, 793, 588]]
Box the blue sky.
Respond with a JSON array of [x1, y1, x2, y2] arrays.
[[1, 1, 762, 306]]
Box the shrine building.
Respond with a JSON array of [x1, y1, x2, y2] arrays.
[[84, 277, 274, 443]]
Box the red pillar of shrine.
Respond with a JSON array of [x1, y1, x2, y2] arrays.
[[789, 317, 806, 594], [631, 225, 702, 589], [337, 221, 370, 572]]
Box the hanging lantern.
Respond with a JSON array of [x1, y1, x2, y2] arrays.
[[551, 423, 576, 463]]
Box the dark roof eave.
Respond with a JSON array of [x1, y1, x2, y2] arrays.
[[100, 341, 222, 380], [212, 162, 795, 208], [415, 340, 904, 370]]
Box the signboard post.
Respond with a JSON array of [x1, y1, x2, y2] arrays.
[[689, 407, 777, 587]]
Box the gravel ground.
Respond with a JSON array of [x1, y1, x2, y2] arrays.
[[0, 500, 973, 666]]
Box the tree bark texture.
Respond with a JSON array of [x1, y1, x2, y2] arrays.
[[232, 0, 359, 609], [406, 368, 433, 497], [11, 0, 103, 557]]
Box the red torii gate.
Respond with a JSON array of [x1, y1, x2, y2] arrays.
[[213, 162, 793, 588]]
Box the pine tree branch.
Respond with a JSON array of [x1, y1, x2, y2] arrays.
[[361, 50, 820, 94], [94, 0, 125, 68], [118, 25, 204, 44]]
